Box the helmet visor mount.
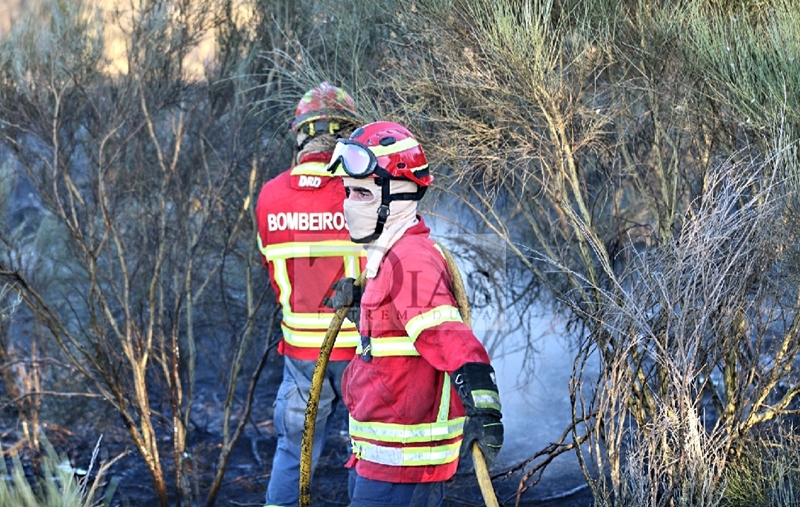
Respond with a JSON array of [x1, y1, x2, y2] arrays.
[[327, 139, 379, 178]]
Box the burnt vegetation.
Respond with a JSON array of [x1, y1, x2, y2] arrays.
[[0, 0, 799, 506]]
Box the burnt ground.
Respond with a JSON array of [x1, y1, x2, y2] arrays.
[[0, 346, 595, 507]]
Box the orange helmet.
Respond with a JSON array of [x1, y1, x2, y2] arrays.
[[326, 121, 433, 187], [290, 82, 357, 135]]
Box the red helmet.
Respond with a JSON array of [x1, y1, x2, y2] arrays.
[[291, 82, 357, 133], [328, 121, 434, 187]]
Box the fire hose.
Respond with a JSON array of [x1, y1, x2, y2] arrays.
[[438, 244, 500, 507], [299, 245, 499, 507]]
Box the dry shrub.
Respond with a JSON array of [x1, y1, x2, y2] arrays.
[[328, 0, 800, 505]]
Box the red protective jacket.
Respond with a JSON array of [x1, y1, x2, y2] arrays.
[[342, 217, 491, 483], [255, 152, 364, 362]]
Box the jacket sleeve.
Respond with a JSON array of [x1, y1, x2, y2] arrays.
[[415, 323, 490, 373], [386, 245, 491, 372]]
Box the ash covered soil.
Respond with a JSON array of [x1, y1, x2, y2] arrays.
[[2, 347, 594, 507]]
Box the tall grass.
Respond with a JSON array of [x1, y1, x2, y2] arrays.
[[0, 435, 123, 507], [687, 0, 800, 134], [722, 427, 800, 507]]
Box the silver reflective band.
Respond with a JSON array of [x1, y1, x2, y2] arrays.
[[351, 440, 461, 466], [349, 415, 465, 443], [473, 389, 502, 412]]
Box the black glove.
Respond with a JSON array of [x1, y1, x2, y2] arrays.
[[461, 414, 503, 469], [322, 277, 362, 329], [453, 362, 503, 469]]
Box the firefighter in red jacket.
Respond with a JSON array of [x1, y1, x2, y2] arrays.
[[255, 83, 364, 507], [325, 121, 503, 506]]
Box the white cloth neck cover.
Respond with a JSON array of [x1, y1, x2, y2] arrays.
[[342, 178, 419, 278]]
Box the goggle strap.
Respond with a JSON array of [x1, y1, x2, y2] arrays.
[[413, 168, 430, 179], [374, 168, 427, 200], [386, 188, 426, 201], [350, 180, 422, 243], [373, 206, 388, 237], [375, 179, 392, 234], [352, 204, 388, 244], [380, 179, 392, 208]]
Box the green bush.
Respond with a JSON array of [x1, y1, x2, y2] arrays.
[[723, 429, 800, 507]]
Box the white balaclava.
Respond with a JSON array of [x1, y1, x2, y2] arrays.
[[342, 177, 420, 278]]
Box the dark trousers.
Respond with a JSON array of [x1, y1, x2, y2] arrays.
[[348, 472, 444, 507]]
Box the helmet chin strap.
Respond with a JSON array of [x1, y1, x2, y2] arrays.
[[350, 171, 427, 244]]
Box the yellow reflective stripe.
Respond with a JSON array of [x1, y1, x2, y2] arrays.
[[282, 324, 360, 348], [349, 415, 464, 443], [270, 258, 292, 311], [473, 389, 502, 412], [283, 311, 330, 329], [257, 237, 365, 334], [344, 252, 361, 278], [405, 305, 464, 342], [368, 137, 420, 158], [282, 310, 358, 329], [351, 440, 461, 467], [356, 337, 420, 357], [261, 240, 364, 260], [437, 375, 451, 422], [289, 161, 334, 176], [335, 329, 360, 348]]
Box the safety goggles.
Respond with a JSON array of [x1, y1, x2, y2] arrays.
[[327, 139, 378, 178]]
